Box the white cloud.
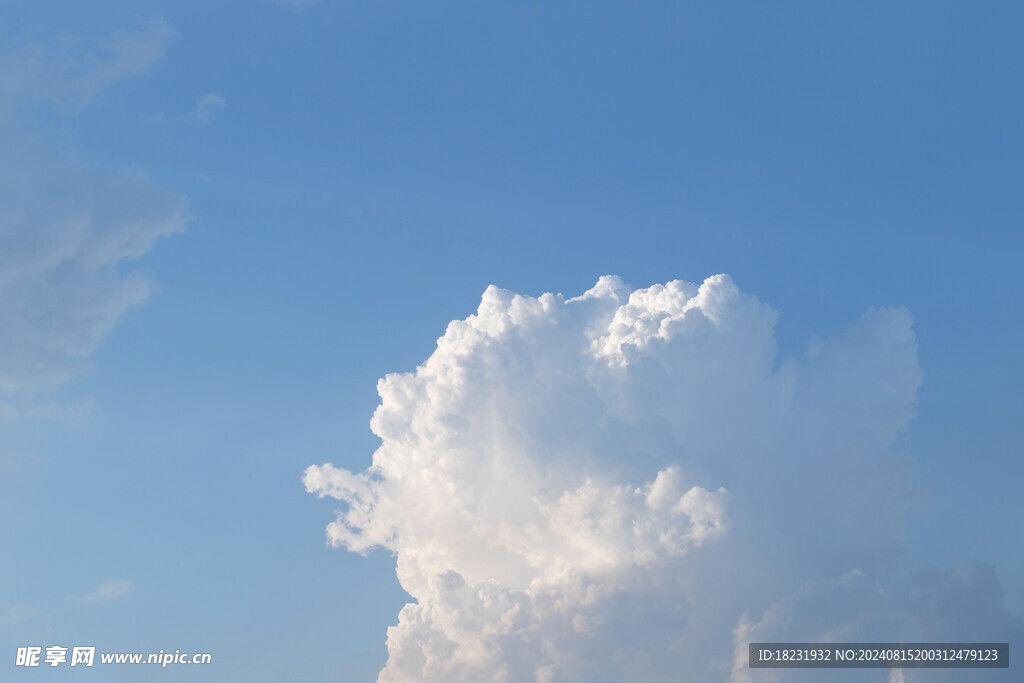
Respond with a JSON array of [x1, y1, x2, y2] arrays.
[[0, 19, 175, 109], [190, 92, 226, 126], [307, 275, 1015, 682], [75, 579, 133, 604], [0, 140, 186, 394], [1, 604, 39, 624], [144, 92, 226, 128], [0, 396, 96, 423], [0, 23, 186, 398]]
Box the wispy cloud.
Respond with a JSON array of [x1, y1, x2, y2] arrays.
[[190, 92, 226, 126], [75, 579, 134, 604], [0, 19, 175, 109], [145, 92, 226, 128], [0, 140, 187, 394], [0, 397, 96, 423], [0, 22, 187, 400], [1, 604, 39, 624]]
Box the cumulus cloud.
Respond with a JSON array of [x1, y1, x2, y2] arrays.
[[307, 275, 1016, 682], [75, 579, 133, 604]]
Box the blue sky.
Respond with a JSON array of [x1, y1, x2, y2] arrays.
[[2, 2, 1022, 681]]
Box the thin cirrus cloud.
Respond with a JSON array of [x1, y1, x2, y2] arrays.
[[74, 579, 134, 604], [0, 20, 186, 400], [307, 275, 1019, 682], [145, 92, 227, 127], [190, 92, 226, 126], [0, 142, 186, 396], [1, 604, 39, 625], [0, 19, 176, 109]]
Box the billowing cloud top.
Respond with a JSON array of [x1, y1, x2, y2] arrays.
[[307, 275, 1018, 682]]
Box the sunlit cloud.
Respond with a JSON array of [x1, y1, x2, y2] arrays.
[[306, 275, 1024, 681]]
